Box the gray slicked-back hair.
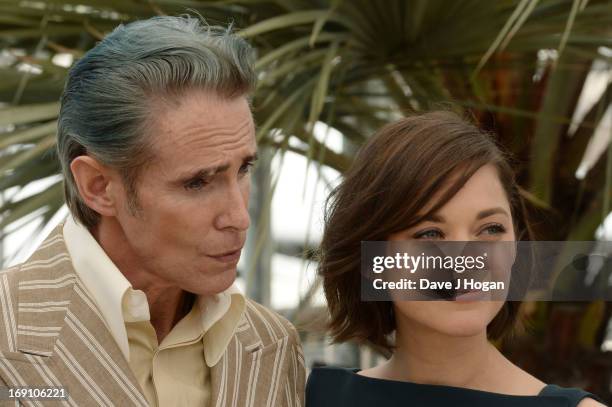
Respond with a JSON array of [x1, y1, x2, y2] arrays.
[[57, 15, 256, 228]]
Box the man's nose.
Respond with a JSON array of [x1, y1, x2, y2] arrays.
[[216, 184, 250, 231]]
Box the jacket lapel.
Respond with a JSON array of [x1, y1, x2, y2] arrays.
[[209, 302, 291, 407], [15, 234, 76, 358]]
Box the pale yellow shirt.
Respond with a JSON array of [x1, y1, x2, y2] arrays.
[[62, 216, 246, 407]]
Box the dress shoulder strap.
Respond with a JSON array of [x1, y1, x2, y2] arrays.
[[539, 384, 604, 406]]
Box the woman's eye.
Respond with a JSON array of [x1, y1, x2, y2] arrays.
[[413, 229, 443, 240], [481, 224, 506, 235]]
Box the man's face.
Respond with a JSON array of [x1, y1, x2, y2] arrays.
[[113, 90, 256, 296]]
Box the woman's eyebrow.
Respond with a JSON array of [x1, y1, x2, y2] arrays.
[[421, 213, 445, 223], [420, 207, 509, 223], [476, 207, 510, 220]]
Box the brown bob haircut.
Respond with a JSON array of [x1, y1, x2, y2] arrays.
[[318, 110, 533, 352]]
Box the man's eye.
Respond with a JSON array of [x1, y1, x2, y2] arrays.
[[239, 162, 254, 175], [185, 178, 208, 191]]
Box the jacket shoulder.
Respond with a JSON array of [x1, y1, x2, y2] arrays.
[[0, 264, 22, 278], [244, 298, 300, 346], [0, 264, 23, 295]]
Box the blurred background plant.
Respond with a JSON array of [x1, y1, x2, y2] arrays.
[[0, 0, 611, 401]]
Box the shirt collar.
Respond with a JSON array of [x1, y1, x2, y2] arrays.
[[199, 284, 245, 367]]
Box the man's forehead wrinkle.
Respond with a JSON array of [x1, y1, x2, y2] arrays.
[[158, 116, 254, 150], [174, 128, 255, 155]]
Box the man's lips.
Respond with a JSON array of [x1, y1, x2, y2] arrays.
[[208, 248, 243, 263]]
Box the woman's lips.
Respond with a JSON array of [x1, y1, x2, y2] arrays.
[[454, 289, 489, 302]]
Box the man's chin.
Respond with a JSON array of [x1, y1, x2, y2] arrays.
[[190, 266, 237, 296]]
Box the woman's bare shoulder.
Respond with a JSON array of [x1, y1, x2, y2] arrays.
[[577, 398, 606, 407]]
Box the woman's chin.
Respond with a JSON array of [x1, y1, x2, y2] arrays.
[[434, 321, 489, 338], [398, 301, 500, 338]]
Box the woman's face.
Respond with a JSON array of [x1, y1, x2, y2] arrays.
[[389, 164, 516, 338]]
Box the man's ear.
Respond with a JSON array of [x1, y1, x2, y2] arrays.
[[70, 156, 118, 217]]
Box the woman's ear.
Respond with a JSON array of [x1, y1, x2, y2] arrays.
[[70, 156, 118, 217]]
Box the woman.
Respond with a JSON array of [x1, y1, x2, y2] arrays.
[[306, 111, 605, 406]]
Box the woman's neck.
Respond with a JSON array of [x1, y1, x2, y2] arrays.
[[359, 319, 545, 396], [389, 325, 497, 389]]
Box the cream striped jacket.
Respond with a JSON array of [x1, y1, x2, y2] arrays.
[[0, 225, 306, 406]]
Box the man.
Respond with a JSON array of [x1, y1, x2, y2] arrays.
[[0, 16, 305, 406]]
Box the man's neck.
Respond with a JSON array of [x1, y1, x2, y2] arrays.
[[146, 286, 195, 343], [92, 218, 192, 343]]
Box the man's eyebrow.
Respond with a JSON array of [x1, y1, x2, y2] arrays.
[[176, 152, 259, 182], [181, 164, 230, 181]]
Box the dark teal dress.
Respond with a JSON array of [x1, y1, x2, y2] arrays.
[[306, 367, 605, 407]]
